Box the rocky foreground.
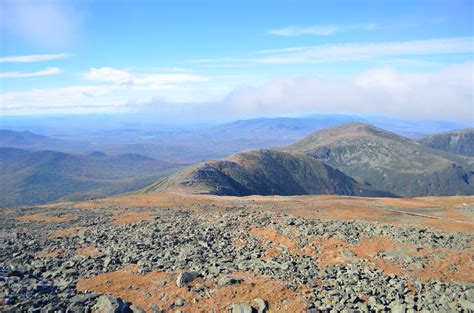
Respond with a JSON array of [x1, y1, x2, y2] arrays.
[[1, 198, 474, 312]]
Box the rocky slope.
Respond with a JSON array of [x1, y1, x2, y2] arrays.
[[286, 123, 474, 197], [150, 149, 394, 197], [1, 196, 473, 311], [419, 128, 474, 157]]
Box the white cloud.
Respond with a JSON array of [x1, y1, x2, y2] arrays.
[[0, 53, 73, 63], [256, 37, 474, 64], [0, 67, 62, 78], [183, 37, 474, 66], [84, 67, 208, 86], [0, 83, 228, 115], [221, 62, 474, 122], [2, 63, 472, 122], [1, 68, 216, 115], [84, 67, 133, 84], [267, 23, 376, 37], [1, 0, 82, 48], [0, 85, 124, 115]]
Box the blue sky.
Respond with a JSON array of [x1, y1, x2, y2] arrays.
[[0, 0, 473, 122]]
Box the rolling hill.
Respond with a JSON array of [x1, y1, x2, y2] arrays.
[[0, 148, 178, 206], [0, 129, 85, 152], [419, 129, 474, 157], [286, 123, 474, 197], [147, 149, 395, 197]]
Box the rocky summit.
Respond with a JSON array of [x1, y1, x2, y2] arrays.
[[1, 192, 473, 312]]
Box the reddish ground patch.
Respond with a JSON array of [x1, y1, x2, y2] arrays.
[[50, 227, 86, 238], [76, 246, 104, 257], [16, 213, 74, 223], [76, 266, 307, 312], [234, 238, 246, 248], [311, 237, 349, 266], [350, 236, 399, 258], [409, 248, 474, 283], [308, 235, 474, 283], [45, 190, 474, 232], [111, 212, 154, 225], [344, 237, 474, 283], [250, 227, 314, 257], [36, 248, 67, 258]]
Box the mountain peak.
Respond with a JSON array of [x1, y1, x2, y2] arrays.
[[287, 122, 407, 151]]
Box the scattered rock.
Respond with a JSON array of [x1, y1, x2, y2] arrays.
[[149, 303, 162, 313], [176, 271, 200, 288], [218, 276, 242, 287], [228, 303, 254, 313], [93, 295, 129, 313], [253, 298, 268, 313], [130, 304, 146, 313], [340, 250, 356, 258]]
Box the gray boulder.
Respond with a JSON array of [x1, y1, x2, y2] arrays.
[[93, 295, 130, 313], [176, 271, 200, 287], [228, 303, 254, 313]]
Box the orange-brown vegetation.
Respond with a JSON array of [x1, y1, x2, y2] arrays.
[[50, 227, 86, 238], [16, 213, 74, 223], [111, 212, 154, 225], [250, 227, 314, 257], [311, 237, 350, 266], [47, 191, 474, 233], [36, 249, 67, 258], [76, 246, 104, 257], [311, 236, 474, 283], [76, 265, 307, 312]]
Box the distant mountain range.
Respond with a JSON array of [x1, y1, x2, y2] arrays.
[[1, 113, 471, 164], [1, 117, 473, 206], [418, 129, 474, 157], [0, 129, 85, 152], [148, 123, 474, 198], [0, 148, 177, 207]]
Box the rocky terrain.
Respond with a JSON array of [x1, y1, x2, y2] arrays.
[[1, 192, 473, 312]]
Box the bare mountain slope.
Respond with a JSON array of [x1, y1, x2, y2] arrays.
[[147, 149, 395, 197]]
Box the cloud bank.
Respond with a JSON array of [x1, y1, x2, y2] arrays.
[[221, 62, 474, 122], [84, 67, 208, 87], [1, 63, 472, 122]]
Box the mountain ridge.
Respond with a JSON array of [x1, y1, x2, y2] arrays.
[[148, 148, 396, 197], [286, 123, 474, 197]]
